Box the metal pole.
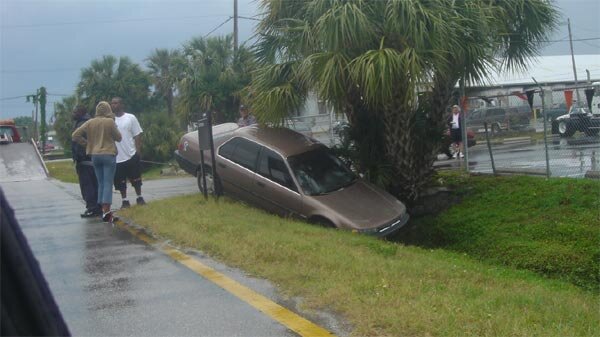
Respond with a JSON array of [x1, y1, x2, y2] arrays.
[[233, 0, 238, 55], [207, 111, 220, 197], [199, 150, 208, 199], [533, 77, 551, 178], [460, 78, 469, 171], [484, 122, 496, 175], [568, 18, 581, 104]]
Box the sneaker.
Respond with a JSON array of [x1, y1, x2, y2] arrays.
[[452, 153, 457, 159], [459, 153, 465, 158], [121, 200, 131, 209], [102, 211, 113, 223], [136, 197, 146, 206], [81, 208, 101, 218]]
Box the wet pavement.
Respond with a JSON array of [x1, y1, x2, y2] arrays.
[[1, 175, 304, 336]]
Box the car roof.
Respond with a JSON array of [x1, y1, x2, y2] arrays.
[[232, 125, 323, 157]]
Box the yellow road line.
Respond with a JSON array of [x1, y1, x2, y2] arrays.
[[114, 219, 336, 337]]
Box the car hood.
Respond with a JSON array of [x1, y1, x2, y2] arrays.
[[310, 180, 406, 230]]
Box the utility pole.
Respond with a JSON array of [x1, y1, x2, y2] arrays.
[[233, 0, 238, 55], [39, 87, 47, 154], [568, 18, 581, 104], [26, 91, 39, 142]]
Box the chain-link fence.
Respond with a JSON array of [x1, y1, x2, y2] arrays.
[[438, 83, 600, 178], [284, 112, 347, 147]]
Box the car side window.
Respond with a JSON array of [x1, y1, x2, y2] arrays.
[[257, 147, 297, 192], [231, 138, 260, 171]]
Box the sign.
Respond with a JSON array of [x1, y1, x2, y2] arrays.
[[197, 115, 211, 150]]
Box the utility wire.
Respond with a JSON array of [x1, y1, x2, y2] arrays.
[[204, 17, 233, 38], [1, 68, 80, 74], [1, 15, 229, 29], [0, 95, 29, 101]]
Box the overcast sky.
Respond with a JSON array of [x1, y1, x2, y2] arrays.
[[1, 0, 599, 120]]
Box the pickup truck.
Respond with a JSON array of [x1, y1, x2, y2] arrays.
[[0, 119, 21, 144], [552, 106, 600, 137]]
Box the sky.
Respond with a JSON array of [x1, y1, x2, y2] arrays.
[[1, 0, 599, 121]]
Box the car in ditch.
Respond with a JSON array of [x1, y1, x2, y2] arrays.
[[175, 123, 409, 237]]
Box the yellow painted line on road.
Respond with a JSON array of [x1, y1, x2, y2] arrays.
[[114, 219, 336, 337]]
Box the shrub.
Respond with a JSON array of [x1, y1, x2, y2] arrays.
[[139, 111, 183, 164]]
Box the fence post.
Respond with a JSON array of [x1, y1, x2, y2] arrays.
[[484, 122, 496, 175], [533, 77, 551, 178]]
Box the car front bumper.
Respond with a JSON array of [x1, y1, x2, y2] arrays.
[[361, 212, 410, 238]]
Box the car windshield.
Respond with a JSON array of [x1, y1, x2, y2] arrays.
[[288, 147, 357, 196]]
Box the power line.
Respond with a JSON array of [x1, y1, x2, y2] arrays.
[[204, 17, 233, 38], [1, 68, 80, 74], [1, 15, 230, 29], [0, 95, 29, 101]]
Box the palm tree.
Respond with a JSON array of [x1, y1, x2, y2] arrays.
[[146, 49, 181, 116], [249, 0, 557, 200], [176, 35, 255, 124], [77, 55, 151, 114]]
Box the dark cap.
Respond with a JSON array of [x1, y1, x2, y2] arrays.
[[239, 104, 247, 110]]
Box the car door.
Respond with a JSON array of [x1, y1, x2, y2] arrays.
[[217, 137, 260, 203], [253, 146, 304, 218]]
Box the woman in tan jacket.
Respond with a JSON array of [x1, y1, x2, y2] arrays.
[[72, 101, 122, 222]]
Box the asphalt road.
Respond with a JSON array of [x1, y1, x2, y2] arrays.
[[1, 145, 344, 336], [435, 134, 600, 177]]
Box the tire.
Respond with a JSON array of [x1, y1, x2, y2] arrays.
[[310, 216, 336, 228], [196, 166, 215, 194], [491, 123, 501, 134], [558, 120, 575, 137]]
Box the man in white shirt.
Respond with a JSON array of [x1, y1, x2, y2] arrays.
[[110, 97, 145, 208]]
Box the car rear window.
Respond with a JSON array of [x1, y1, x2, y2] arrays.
[[257, 147, 297, 192], [218, 137, 240, 159]]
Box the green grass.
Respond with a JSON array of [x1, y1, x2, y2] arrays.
[[401, 173, 600, 292], [46, 160, 78, 183], [46, 160, 181, 183], [120, 190, 598, 337]]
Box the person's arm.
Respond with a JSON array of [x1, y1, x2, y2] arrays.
[[71, 121, 88, 146], [131, 115, 143, 155], [134, 134, 142, 155], [112, 121, 122, 142]]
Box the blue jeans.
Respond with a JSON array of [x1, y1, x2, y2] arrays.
[[92, 155, 116, 205]]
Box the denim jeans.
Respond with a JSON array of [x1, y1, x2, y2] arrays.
[[92, 154, 116, 205]]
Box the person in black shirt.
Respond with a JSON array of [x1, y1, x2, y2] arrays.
[[71, 105, 101, 217]]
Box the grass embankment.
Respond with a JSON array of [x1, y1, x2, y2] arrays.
[[120, 176, 598, 337], [46, 160, 178, 183], [401, 173, 600, 292]]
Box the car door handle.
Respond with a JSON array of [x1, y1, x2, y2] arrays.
[[218, 163, 227, 169], [257, 181, 265, 187]]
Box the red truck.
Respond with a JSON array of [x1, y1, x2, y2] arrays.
[[0, 119, 21, 144]]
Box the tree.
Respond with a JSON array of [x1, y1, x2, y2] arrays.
[[176, 35, 255, 124], [249, 0, 557, 200], [146, 49, 181, 116], [52, 95, 78, 154], [77, 55, 151, 114]]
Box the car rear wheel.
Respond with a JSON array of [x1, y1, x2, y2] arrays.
[[197, 166, 215, 194]]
